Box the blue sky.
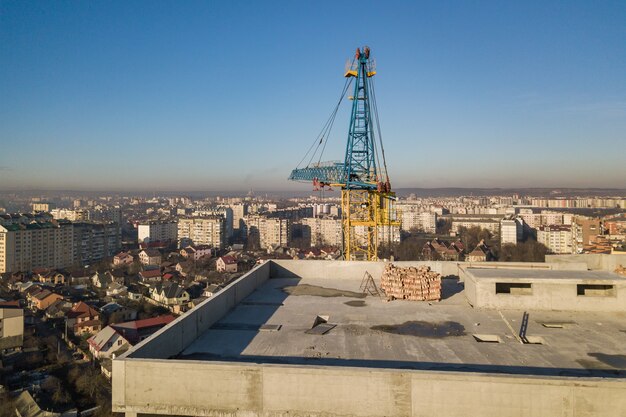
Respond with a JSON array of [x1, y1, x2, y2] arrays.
[[1, 1, 625, 191]]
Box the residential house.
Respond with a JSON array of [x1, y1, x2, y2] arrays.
[[111, 315, 175, 344], [87, 325, 131, 358], [30, 289, 63, 311], [203, 283, 223, 297], [100, 302, 137, 322], [216, 255, 238, 273], [466, 240, 495, 262], [113, 251, 134, 266], [175, 261, 194, 277], [422, 238, 463, 261], [139, 248, 162, 266], [44, 298, 72, 320], [92, 271, 116, 289], [35, 270, 67, 285], [180, 244, 213, 261], [106, 281, 128, 297], [139, 268, 162, 284], [150, 282, 190, 309], [66, 301, 102, 336]]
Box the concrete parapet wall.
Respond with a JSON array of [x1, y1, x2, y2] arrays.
[[120, 262, 271, 360], [271, 260, 587, 283], [547, 253, 626, 272], [112, 358, 626, 417]]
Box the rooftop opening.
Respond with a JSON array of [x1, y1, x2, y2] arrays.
[[524, 336, 545, 345], [577, 284, 615, 297], [472, 334, 502, 343], [495, 282, 532, 295], [306, 315, 336, 335]]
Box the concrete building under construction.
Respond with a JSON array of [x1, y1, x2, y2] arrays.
[[113, 258, 626, 417]]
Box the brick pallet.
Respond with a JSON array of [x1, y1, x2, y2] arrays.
[[380, 263, 442, 301]]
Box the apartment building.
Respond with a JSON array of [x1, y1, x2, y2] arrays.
[[178, 217, 226, 249], [400, 210, 437, 233], [50, 208, 90, 221], [244, 215, 290, 249], [198, 207, 234, 239], [302, 217, 342, 247], [450, 215, 501, 234], [138, 220, 178, 244], [73, 222, 121, 266], [32, 202, 54, 212], [0, 221, 74, 274], [230, 203, 248, 235], [537, 225, 573, 254], [572, 217, 602, 254], [500, 217, 523, 245]]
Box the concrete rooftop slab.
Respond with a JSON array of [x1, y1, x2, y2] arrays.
[[179, 273, 626, 378]]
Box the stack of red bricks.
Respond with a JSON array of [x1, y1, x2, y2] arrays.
[[380, 263, 442, 301]]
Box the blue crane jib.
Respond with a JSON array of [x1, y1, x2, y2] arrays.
[[289, 46, 391, 193]]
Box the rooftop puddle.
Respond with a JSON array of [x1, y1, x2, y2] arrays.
[[371, 321, 466, 338], [282, 284, 366, 298], [344, 300, 366, 307]]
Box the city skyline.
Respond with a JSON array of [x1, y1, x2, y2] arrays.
[[1, 1, 625, 191]]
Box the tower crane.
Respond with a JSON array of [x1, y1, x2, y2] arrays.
[[289, 47, 400, 261]]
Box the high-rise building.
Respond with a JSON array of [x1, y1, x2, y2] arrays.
[[199, 207, 234, 239], [302, 217, 342, 247], [72, 222, 122, 265], [0, 220, 74, 273], [231, 204, 248, 236], [138, 220, 178, 244], [572, 217, 601, 254], [178, 217, 226, 249], [500, 217, 523, 245], [537, 225, 573, 254], [244, 215, 290, 249], [50, 208, 90, 221], [32, 202, 54, 212], [401, 211, 437, 233]]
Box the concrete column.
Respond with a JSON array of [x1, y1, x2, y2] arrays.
[[125, 412, 137, 417]]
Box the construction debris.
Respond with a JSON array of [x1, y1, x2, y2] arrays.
[[615, 265, 626, 276], [380, 263, 442, 301]]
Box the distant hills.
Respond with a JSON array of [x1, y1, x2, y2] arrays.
[[1, 187, 625, 199]]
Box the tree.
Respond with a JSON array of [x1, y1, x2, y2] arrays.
[[458, 226, 493, 252], [498, 241, 549, 262], [108, 311, 126, 324], [42, 376, 71, 406]]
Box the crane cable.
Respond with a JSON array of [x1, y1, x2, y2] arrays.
[[294, 75, 354, 170], [369, 75, 390, 185]]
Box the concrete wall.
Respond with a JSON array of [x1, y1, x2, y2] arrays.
[[271, 259, 587, 283], [112, 358, 626, 417], [547, 253, 626, 272], [120, 261, 271, 360], [0, 307, 24, 350], [462, 269, 626, 312]]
